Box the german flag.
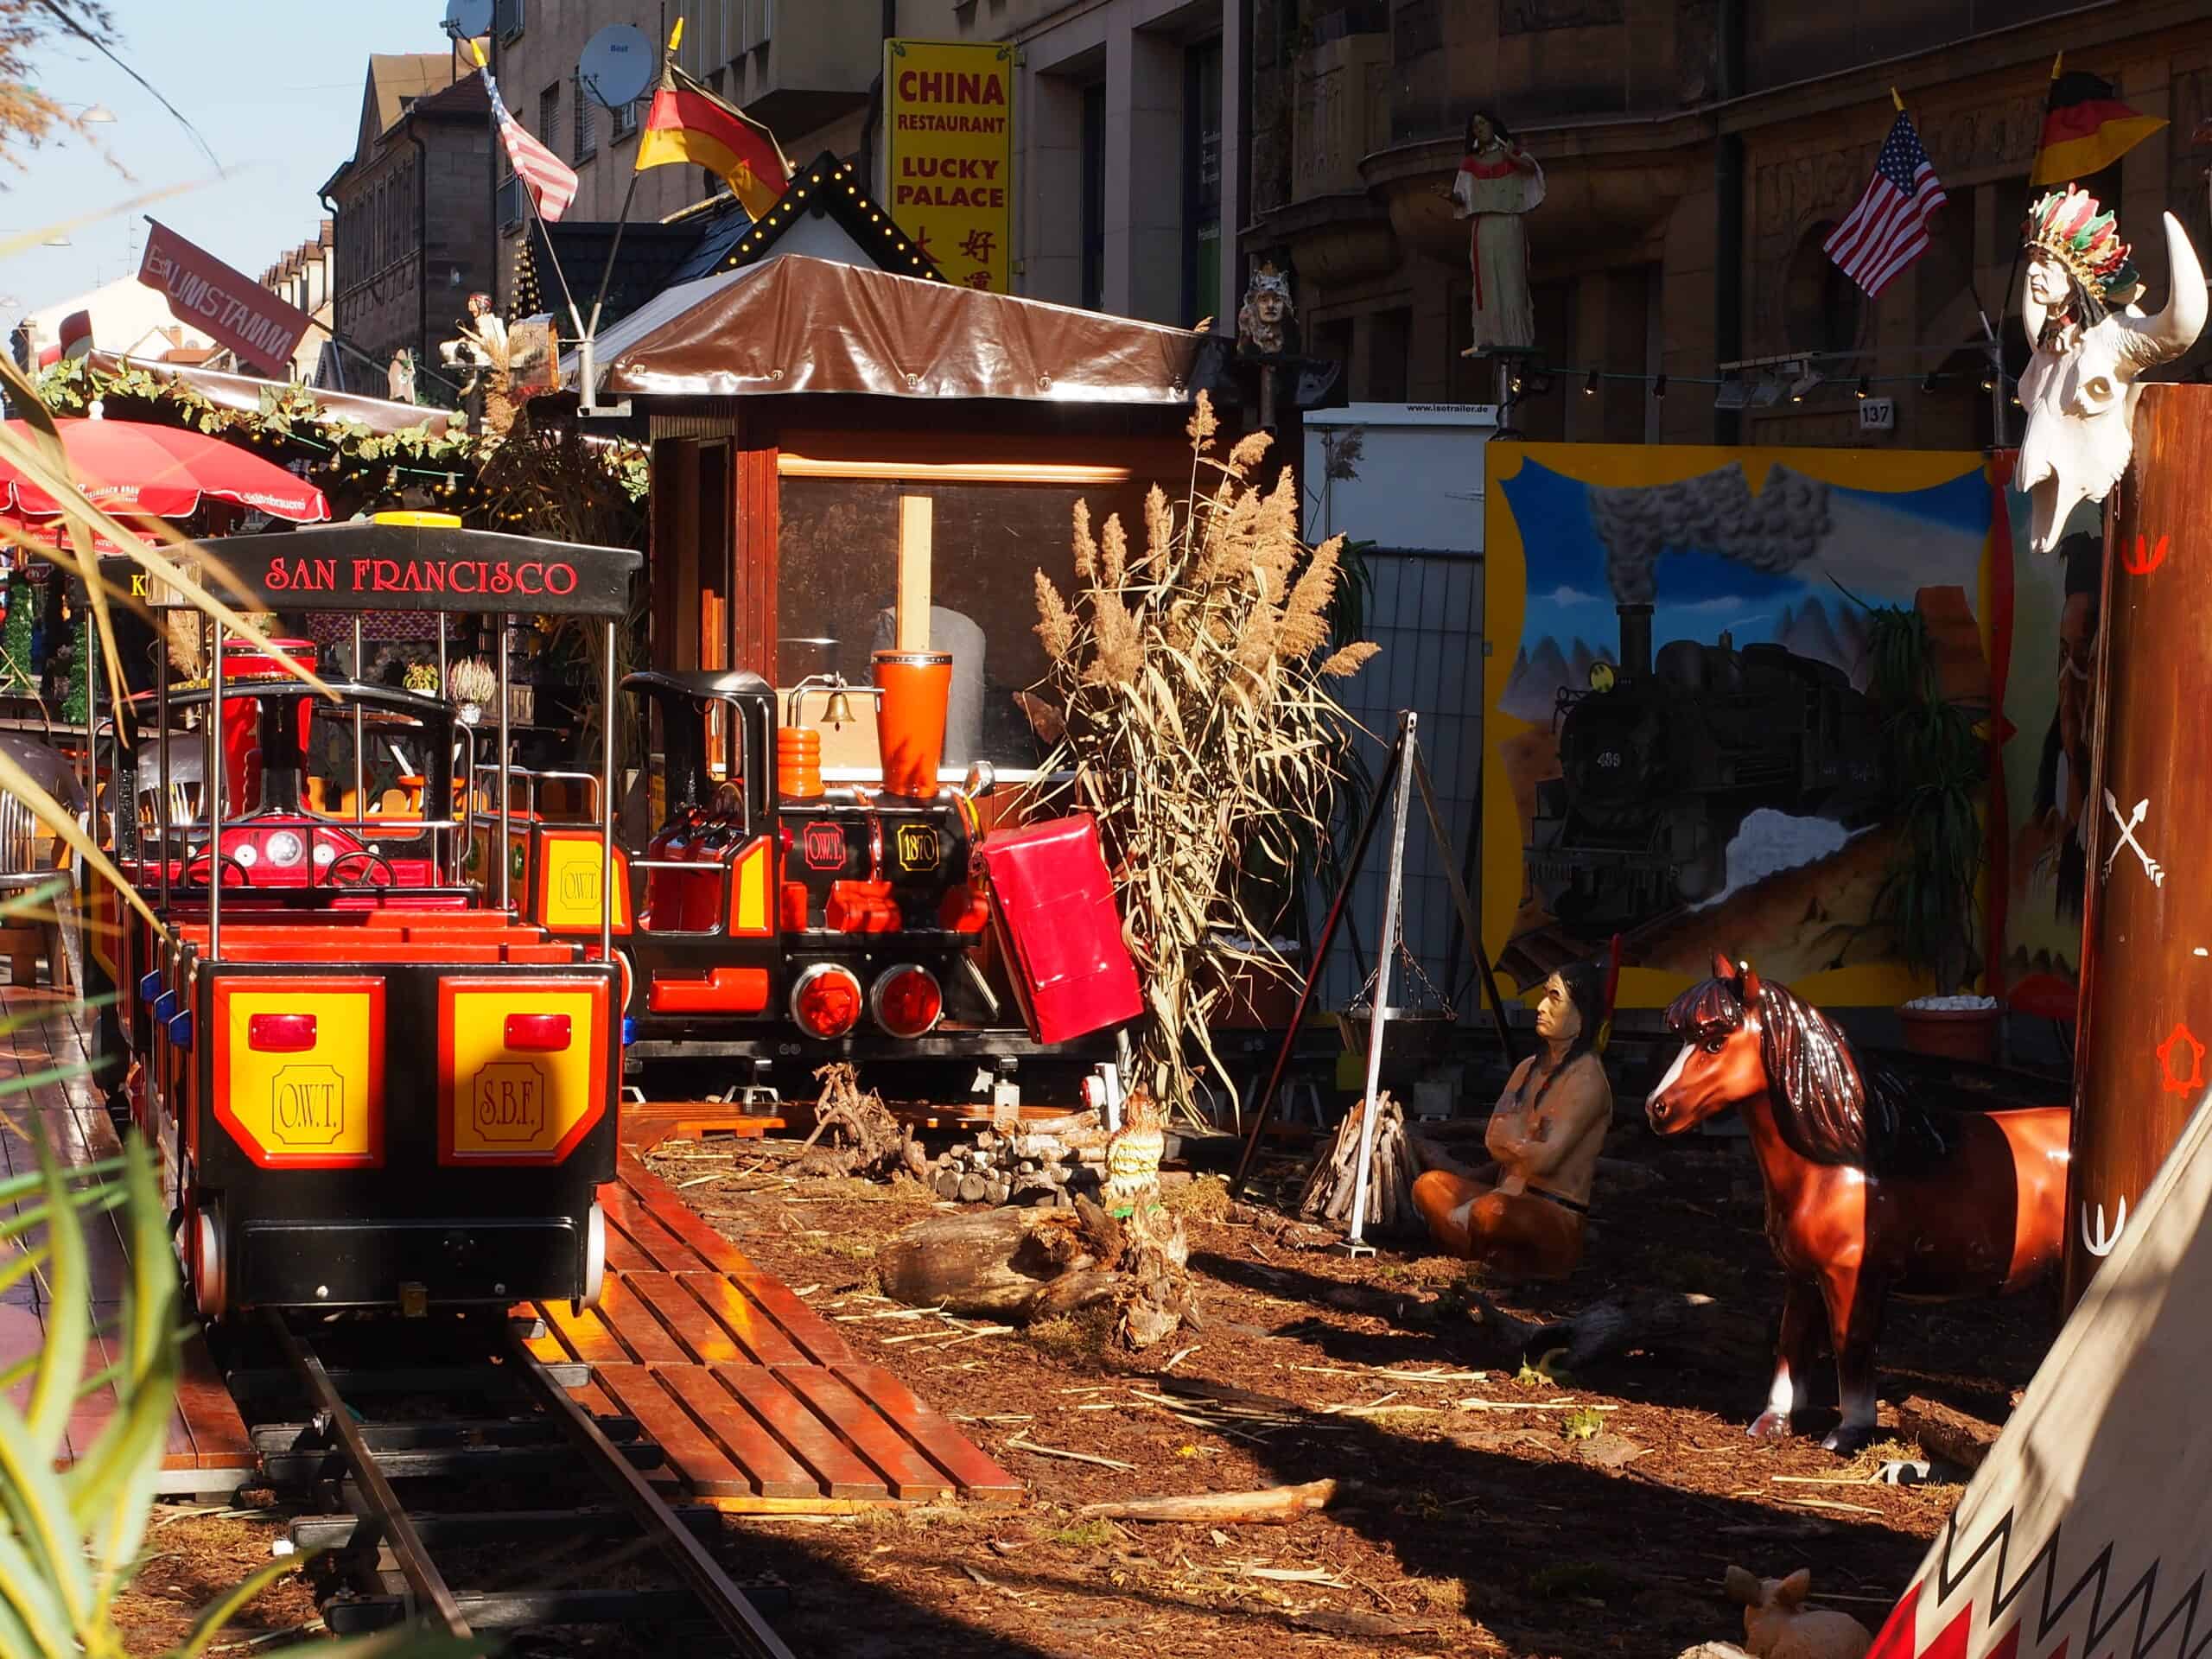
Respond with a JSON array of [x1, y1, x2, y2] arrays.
[[2030, 67, 2165, 185], [634, 59, 791, 219]]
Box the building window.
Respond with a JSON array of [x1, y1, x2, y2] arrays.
[[494, 0, 524, 40], [612, 95, 639, 140], [498, 173, 525, 232], [1080, 81, 1106, 310], [1786, 225, 1860, 357], [574, 76, 596, 162], [539, 81, 560, 150], [1183, 40, 1224, 327], [1368, 308, 1410, 402], [779, 477, 1158, 770]]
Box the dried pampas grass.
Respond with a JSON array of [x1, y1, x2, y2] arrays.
[[1028, 391, 1380, 1124]]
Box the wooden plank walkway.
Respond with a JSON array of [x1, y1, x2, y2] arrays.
[[524, 1149, 1022, 1512], [2, 983, 1020, 1513], [0, 985, 256, 1495]]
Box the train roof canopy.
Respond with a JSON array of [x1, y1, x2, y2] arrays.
[[112, 521, 641, 618]]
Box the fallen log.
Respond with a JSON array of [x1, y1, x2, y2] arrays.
[[879, 1191, 1195, 1345], [1074, 1478, 1339, 1525], [1893, 1394, 2003, 1471]]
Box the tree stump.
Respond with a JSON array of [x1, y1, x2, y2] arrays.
[[796, 1063, 926, 1183]]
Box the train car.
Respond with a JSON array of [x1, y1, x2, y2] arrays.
[[1527, 601, 1892, 931], [81, 516, 638, 1321], [472, 663, 1132, 1087]]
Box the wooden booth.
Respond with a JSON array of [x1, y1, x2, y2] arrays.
[[585, 249, 1215, 793]]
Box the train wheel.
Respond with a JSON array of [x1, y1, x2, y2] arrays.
[[575, 1201, 607, 1314], [184, 1206, 226, 1323]]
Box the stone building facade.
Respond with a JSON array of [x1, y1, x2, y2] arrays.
[[1247, 0, 2212, 448], [322, 55, 496, 399], [485, 1, 1240, 330]]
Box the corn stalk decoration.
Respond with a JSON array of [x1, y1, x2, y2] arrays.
[[1029, 395, 1379, 1125]]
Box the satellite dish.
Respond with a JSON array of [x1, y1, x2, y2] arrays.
[[443, 0, 493, 38], [579, 24, 656, 110]]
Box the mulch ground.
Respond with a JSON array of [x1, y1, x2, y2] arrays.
[[117, 1092, 2050, 1657], [631, 1102, 2049, 1659]]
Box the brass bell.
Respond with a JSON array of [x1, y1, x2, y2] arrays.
[[822, 687, 857, 728]]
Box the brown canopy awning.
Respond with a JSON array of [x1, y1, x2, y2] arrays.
[[84, 351, 458, 438], [593, 255, 1203, 404]]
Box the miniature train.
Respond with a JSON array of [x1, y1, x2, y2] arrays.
[[83, 519, 639, 1322], [1526, 602, 1891, 930], [79, 517, 1135, 1323], [487, 666, 1013, 1071]]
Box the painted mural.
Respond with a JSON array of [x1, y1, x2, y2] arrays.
[[1483, 444, 2002, 1009]]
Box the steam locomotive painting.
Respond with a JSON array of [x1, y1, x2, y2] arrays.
[[1487, 449, 2000, 996], [1525, 601, 1892, 931]]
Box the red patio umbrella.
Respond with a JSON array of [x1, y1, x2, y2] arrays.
[[0, 418, 331, 524]]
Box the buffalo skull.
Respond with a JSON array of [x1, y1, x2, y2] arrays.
[[2018, 211, 2207, 554]]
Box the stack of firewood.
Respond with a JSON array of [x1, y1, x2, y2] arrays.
[[1296, 1092, 1436, 1236], [931, 1110, 1109, 1208]]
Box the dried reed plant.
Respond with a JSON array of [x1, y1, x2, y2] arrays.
[[1031, 393, 1378, 1123]]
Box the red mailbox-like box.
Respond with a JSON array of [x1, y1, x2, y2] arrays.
[[972, 813, 1142, 1046]]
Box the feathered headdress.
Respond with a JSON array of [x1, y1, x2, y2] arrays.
[[2023, 185, 2139, 303]]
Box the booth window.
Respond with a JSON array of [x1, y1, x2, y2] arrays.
[[777, 476, 1154, 772]]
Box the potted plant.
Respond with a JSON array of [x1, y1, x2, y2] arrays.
[[1859, 594, 2001, 1063], [447, 654, 497, 724]]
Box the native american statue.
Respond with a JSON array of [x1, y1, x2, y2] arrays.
[[1448, 109, 1545, 355], [2016, 186, 2205, 553], [1236, 261, 1295, 358]]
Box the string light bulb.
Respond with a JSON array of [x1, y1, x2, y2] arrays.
[[1583, 368, 1598, 396], [1652, 374, 1667, 399], [1856, 377, 1870, 398]]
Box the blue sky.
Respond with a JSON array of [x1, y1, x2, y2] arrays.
[[1502, 456, 1992, 653], [0, 3, 455, 318]]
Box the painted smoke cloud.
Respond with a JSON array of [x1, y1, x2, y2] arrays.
[[1586, 463, 1833, 603]]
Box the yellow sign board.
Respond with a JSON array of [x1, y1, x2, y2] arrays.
[[439, 979, 607, 1164], [213, 980, 384, 1167], [884, 40, 1014, 295]]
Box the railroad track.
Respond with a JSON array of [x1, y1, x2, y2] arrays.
[[254, 1310, 798, 1656]]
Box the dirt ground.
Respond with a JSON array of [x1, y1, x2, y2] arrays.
[[648, 1094, 2044, 1659], [117, 1077, 2050, 1657]]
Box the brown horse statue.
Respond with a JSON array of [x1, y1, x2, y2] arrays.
[[1644, 955, 2070, 1454]]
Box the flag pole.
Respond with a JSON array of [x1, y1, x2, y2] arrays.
[[468, 37, 587, 345], [576, 17, 680, 411], [587, 17, 679, 340]]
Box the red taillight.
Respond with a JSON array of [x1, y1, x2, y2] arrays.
[[246, 1013, 316, 1052], [871, 964, 943, 1039], [790, 963, 862, 1039], [504, 1013, 572, 1052]]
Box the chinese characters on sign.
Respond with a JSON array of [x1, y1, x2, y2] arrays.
[[884, 40, 1014, 296]]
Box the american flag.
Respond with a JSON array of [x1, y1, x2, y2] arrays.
[[1822, 113, 1948, 298], [484, 67, 578, 222]]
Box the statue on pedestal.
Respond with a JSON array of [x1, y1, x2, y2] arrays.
[[1447, 110, 1545, 356]]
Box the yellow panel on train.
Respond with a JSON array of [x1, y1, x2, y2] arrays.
[[438, 978, 607, 1164], [213, 979, 385, 1167]]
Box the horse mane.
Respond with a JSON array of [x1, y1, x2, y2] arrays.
[[1751, 979, 1951, 1173]]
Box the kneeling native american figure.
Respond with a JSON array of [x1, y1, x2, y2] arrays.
[[1411, 963, 1611, 1278]]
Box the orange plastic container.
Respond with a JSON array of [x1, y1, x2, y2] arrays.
[[872, 650, 951, 798], [776, 725, 823, 798]]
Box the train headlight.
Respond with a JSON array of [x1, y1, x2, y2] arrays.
[[312, 841, 338, 868], [231, 842, 258, 868], [263, 830, 304, 868], [871, 963, 944, 1039], [790, 963, 863, 1039]]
